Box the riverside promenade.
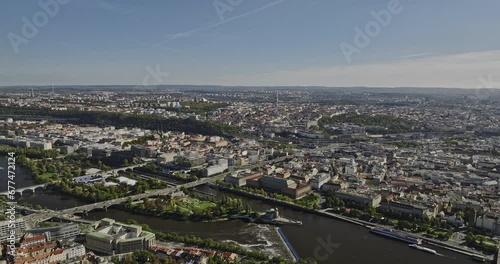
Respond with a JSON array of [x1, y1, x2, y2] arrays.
[[215, 184, 494, 262]]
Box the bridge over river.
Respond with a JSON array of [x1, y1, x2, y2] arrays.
[[13, 144, 336, 227], [0, 163, 148, 197], [0, 183, 49, 197], [22, 173, 228, 226]]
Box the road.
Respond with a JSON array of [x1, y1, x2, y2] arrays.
[[21, 144, 332, 226]]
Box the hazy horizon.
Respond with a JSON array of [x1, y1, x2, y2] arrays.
[[2, 1, 499, 88]]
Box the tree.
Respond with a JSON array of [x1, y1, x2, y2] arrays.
[[464, 206, 476, 224], [122, 254, 134, 264], [397, 220, 413, 230], [110, 256, 120, 264], [245, 204, 252, 215], [136, 203, 146, 212], [132, 250, 154, 264], [367, 206, 376, 217], [155, 198, 164, 211], [465, 232, 475, 245]]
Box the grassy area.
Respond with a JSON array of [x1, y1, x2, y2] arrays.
[[170, 197, 216, 214], [466, 232, 499, 254], [38, 222, 66, 228], [482, 240, 496, 247], [425, 228, 451, 240], [38, 172, 55, 182], [173, 205, 191, 214], [179, 102, 229, 114], [295, 193, 320, 208]]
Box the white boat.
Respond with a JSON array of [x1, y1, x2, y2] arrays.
[[371, 227, 422, 244], [408, 244, 437, 254]]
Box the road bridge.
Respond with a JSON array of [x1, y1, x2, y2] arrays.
[[0, 183, 48, 197], [0, 163, 150, 197], [19, 144, 335, 227], [23, 173, 228, 225]]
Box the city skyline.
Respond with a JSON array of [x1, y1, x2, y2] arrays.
[[2, 2, 500, 264]]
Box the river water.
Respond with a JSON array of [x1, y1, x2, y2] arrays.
[[1, 157, 476, 263]]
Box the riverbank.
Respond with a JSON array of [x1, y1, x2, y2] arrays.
[[213, 183, 373, 226], [5, 156, 475, 263], [234, 225, 298, 262], [276, 227, 299, 262], [318, 209, 494, 262], [213, 183, 493, 261]]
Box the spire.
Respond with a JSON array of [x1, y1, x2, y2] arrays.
[[275, 90, 279, 112]]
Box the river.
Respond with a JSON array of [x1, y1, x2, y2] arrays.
[[0, 157, 86, 210], [2, 157, 476, 263]]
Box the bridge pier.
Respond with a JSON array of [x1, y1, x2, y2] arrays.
[[2, 184, 49, 197], [17, 189, 34, 196], [20, 173, 224, 225]]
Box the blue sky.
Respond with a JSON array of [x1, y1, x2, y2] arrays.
[[1, 0, 499, 87]]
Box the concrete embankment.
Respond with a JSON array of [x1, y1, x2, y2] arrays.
[[276, 226, 300, 262], [215, 184, 373, 228], [214, 184, 492, 261], [423, 240, 492, 262]]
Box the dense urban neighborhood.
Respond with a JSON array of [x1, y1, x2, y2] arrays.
[[1, 86, 500, 264]]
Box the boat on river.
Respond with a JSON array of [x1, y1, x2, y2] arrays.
[[409, 244, 437, 254], [370, 227, 422, 244]]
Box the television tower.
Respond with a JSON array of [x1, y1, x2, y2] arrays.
[[275, 91, 279, 112]]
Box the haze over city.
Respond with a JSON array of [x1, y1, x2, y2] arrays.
[[1, 1, 500, 264]]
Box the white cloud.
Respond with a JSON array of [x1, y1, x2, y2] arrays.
[[211, 50, 500, 88], [160, 0, 286, 44], [392, 53, 434, 60]]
